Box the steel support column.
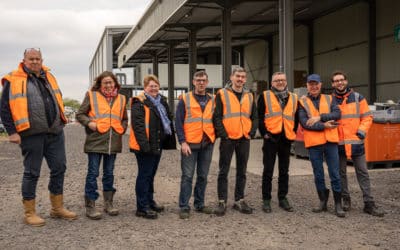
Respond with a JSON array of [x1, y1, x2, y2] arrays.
[[188, 28, 197, 89], [267, 36, 273, 88], [221, 5, 232, 86], [106, 32, 113, 71], [152, 52, 159, 77], [368, 0, 377, 103], [307, 21, 314, 75], [279, 0, 294, 90], [167, 43, 175, 114]]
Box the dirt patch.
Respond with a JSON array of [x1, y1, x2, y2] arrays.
[[0, 125, 399, 249]]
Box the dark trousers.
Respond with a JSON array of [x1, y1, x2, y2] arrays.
[[134, 152, 161, 211], [85, 153, 117, 200], [262, 137, 291, 200], [217, 138, 250, 202], [20, 132, 66, 199], [339, 153, 373, 202]]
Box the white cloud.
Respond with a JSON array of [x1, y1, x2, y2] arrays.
[[0, 0, 151, 101]]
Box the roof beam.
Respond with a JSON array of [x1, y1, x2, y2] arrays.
[[163, 20, 278, 29]]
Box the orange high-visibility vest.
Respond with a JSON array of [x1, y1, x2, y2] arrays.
[[335, 92, 372, 158], [1, 63, 66, 132], [299, 94, 339, 148], [182, 92, 215, 143], [219, 88, 253, 139], [263, 90, 298, 140], [88, 91, 126, 134], [129, 93, 150, 151]]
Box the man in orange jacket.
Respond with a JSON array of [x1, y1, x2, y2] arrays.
[[331, 70, 384, 217], [0, 48, 77, 226], [257, 72, 298, 213], [176, 71, 215, 219], [213, 66, 258, 216], [298, 74, 345, 217]]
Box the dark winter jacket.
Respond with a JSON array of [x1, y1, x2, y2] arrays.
[[130, 94, 176, 155]]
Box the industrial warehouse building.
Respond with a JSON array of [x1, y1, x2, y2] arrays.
[[90, 0, 400, 111]]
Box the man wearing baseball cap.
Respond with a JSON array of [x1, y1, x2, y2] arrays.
[[298, 74, 345, 217]]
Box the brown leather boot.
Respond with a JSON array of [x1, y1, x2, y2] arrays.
[[49, 193, 78, 220], [22, 199, 45, 227], [103, 191, 119, 216], [85, 196, 102, 220]]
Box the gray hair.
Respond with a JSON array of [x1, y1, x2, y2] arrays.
[[271, 71, 286, 81]]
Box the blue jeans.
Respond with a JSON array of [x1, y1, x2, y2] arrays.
[[20, 132, 66, 199], [308, 142, 341, 193], [85, 153, 117, 200], [134, 152, 161, 211], [179, 144, 214, 210]]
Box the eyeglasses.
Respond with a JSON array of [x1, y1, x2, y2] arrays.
[[273, 79, 287, 83], [24, 48, 41, 55], [194, 79, 208, 83], [332, 79, 346, 83]]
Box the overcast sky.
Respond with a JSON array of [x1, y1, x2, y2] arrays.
[[0, 0, 152, 101]]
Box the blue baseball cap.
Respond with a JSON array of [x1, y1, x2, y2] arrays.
[[307, 74, 321, 83]]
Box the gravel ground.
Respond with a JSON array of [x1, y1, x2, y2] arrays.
[[0, 124, 399, 249]]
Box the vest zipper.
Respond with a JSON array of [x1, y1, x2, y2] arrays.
[[108, 100, 112, 155]]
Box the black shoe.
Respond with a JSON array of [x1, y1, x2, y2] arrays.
[[233, 199, 253, 214], [279, 198, 294, 212], [195, 206, 214, 214], [363, 201, 385, 217], [150, 202, 165, 213], [342, 196, 351, 211], [262, 199, 272, 213], [312, 189, 329, 213], [179, 209, 190, 219], [135, 210, 158, 219], [214, 201, 226, 216], [333, 191, 346, 218]]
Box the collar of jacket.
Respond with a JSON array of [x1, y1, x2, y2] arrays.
[[224, 82, 250, 94], [333, 87, 353, 99], [21, 63, 47, 78]]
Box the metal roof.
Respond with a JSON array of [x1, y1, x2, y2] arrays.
[[116, 0, 360, 67]]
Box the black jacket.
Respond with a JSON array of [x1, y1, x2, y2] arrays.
[[130, 94, 176, 155]]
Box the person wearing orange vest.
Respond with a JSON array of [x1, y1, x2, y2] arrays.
[[129, 75, 176, 219], [0, 48, 77, 226], [298, 74, 345, 218], [175, 71, 215, 219], [213, 66, 258, 216], [76, 71, 128, 220], [257, 72, 298, 213], [331, 70, 384, 217]]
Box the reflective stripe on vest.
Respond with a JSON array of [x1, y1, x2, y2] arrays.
[[2, 63, 66, 132], [263, 90, 297, 140], [129, 93, 150, 151], [300, 94, 339, 148], [88, 91, 126, 134], [335, 92, 372, 158], [183, 92, 215, 143], [220, 88, 253, 139]]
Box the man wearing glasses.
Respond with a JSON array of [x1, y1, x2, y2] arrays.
[[257, 72, 298, 213], [331, 70, 384, 217], [1, 48, 77, 226], [175, 71, 215, 219]]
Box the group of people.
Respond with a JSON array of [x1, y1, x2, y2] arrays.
[[0, 48, 384, 227]]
